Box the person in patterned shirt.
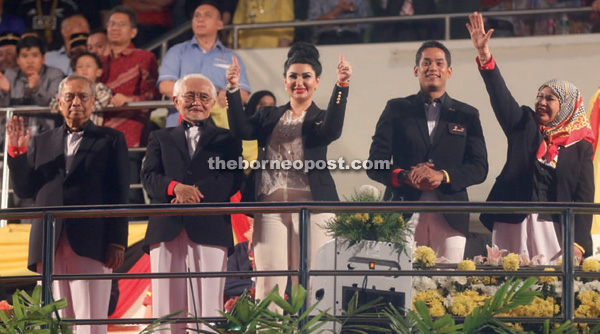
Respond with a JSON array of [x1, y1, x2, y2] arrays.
[[100, 5, 158, 205]]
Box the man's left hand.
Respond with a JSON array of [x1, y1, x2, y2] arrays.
[[105, 245, 125, 269], [410, 163, 443, 191]]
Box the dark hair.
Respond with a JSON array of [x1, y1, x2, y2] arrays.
[[109, 6, 137, 28], [89, 28, 107, 36], [70, 51, 102, 71], [415, 40, 451, 67], [189, 0, 223, 19], [17, 36, 46, 55], [283, 42, 322, 77], [245, 90, 276, 116]]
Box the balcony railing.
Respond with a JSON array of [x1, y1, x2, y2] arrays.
[[0, 201, 599, 328], [144, 6, 595, 55]]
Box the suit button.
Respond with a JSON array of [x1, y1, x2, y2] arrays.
[[187, 171, 192, 175]]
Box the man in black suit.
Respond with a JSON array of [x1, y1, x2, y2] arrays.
[[368, 40, 488, 262], [6, 75, 129, 334], [141, 73, 243, 333]]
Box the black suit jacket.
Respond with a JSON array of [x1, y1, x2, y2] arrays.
[[479, 64, 594, 254], [367, 93, 488, 235], [141, 122, 243, 251], [8, 121, 129, 271], [226, 85, 349, 201]]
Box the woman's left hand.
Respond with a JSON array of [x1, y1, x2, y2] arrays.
[[336, 54, 352, 84], [226, 56, 240, 88]]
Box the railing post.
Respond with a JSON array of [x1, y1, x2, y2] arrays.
[[1, 108, 14, 227], [562, 208, 575, 322], [298, 208, 310, 318], [42, 213, 55, 305], [232, 26, 239, 50], [444, 16, 451, 40]]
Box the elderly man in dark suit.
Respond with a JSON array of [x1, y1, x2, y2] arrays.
[[141, 73, 243, 333], [368, 40, 488, 262], [6, 75, 129, 334]]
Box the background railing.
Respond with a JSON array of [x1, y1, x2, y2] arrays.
[[145, 6, 595, 52], [0, 201, 599, 327]]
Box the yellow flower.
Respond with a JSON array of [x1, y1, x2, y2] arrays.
[[428, 300, 446, 317], [372, 215, 384, 225], [502, 253, 520, 271], [344, 219, 351, 225], [582, 258, 600, 272], [413, 290, 445, 316], [414, 246, 436, 268], [480, 276, 498, 285], [575, 291, 600, 318], [398, 216, 406, 228], [457, 260, 476, 271], [449, 290, 487, 316], [538, 267, 557, 284], [500, 297, 559, 317]]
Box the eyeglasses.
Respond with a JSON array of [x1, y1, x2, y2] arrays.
[[62, 93, 91, 102], [107, 21, 131, 28], [180, 92, 213, 104]]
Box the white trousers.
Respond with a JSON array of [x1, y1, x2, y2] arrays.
[[407, 191, 466, 263], [492, 213, 562, 265], [408, 212, 466, 263], [37, 233, 111, 334], [149, 230, 227, 334], [254, 189, 333, 300]]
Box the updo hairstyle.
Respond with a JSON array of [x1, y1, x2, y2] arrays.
[[283, 42, 322, 78]]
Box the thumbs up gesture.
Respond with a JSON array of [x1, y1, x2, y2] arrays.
[[336, 54, 352, 85], [226, 56, 241, 88]]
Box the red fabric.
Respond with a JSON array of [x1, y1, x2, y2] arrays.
[[100, 44, 159, 147], [7, 145, 27, 157], [230, 191, 250, 245], [476, 55, 496, 70], [167, 180, 179, 196], [136, 11, 172, 27], [589, 89, 600, 157], [391, 168, 403, 187], [108, 254, 151, 319]]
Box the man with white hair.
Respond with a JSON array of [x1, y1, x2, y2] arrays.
[[6, 74, 129, 334], [141, 74, 243, 333]]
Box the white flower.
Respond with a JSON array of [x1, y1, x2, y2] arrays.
[[579, 281, 600, 293], [472, 283, 499, 296], [573, 280, 584, 293], [552, 280, 562, 295], [413, 276, 438, 291], [434, 276, 448, 287], [443, 295, 454, 308]]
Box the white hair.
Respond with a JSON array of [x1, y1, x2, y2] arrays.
[[173, 73, 217, 99], [58, 75, 95, 97]]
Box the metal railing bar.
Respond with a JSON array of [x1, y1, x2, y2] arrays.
[[45, 269, 576, 281], [1, 201, 600, 221], [226, 7, 593, 32], [140, 7, 595, 51], [0, 100, 174, 114], [4, 268, 592, 282]]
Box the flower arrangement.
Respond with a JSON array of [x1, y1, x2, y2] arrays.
[[322, 186, 411, 250], [411, 245, 600, 332]]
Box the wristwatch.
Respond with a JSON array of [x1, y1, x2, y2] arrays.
[[397, 170, 409, 184]]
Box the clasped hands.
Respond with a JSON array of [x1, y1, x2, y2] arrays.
[[403, 162, 444, 191], [172, 183, 204, 204]]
